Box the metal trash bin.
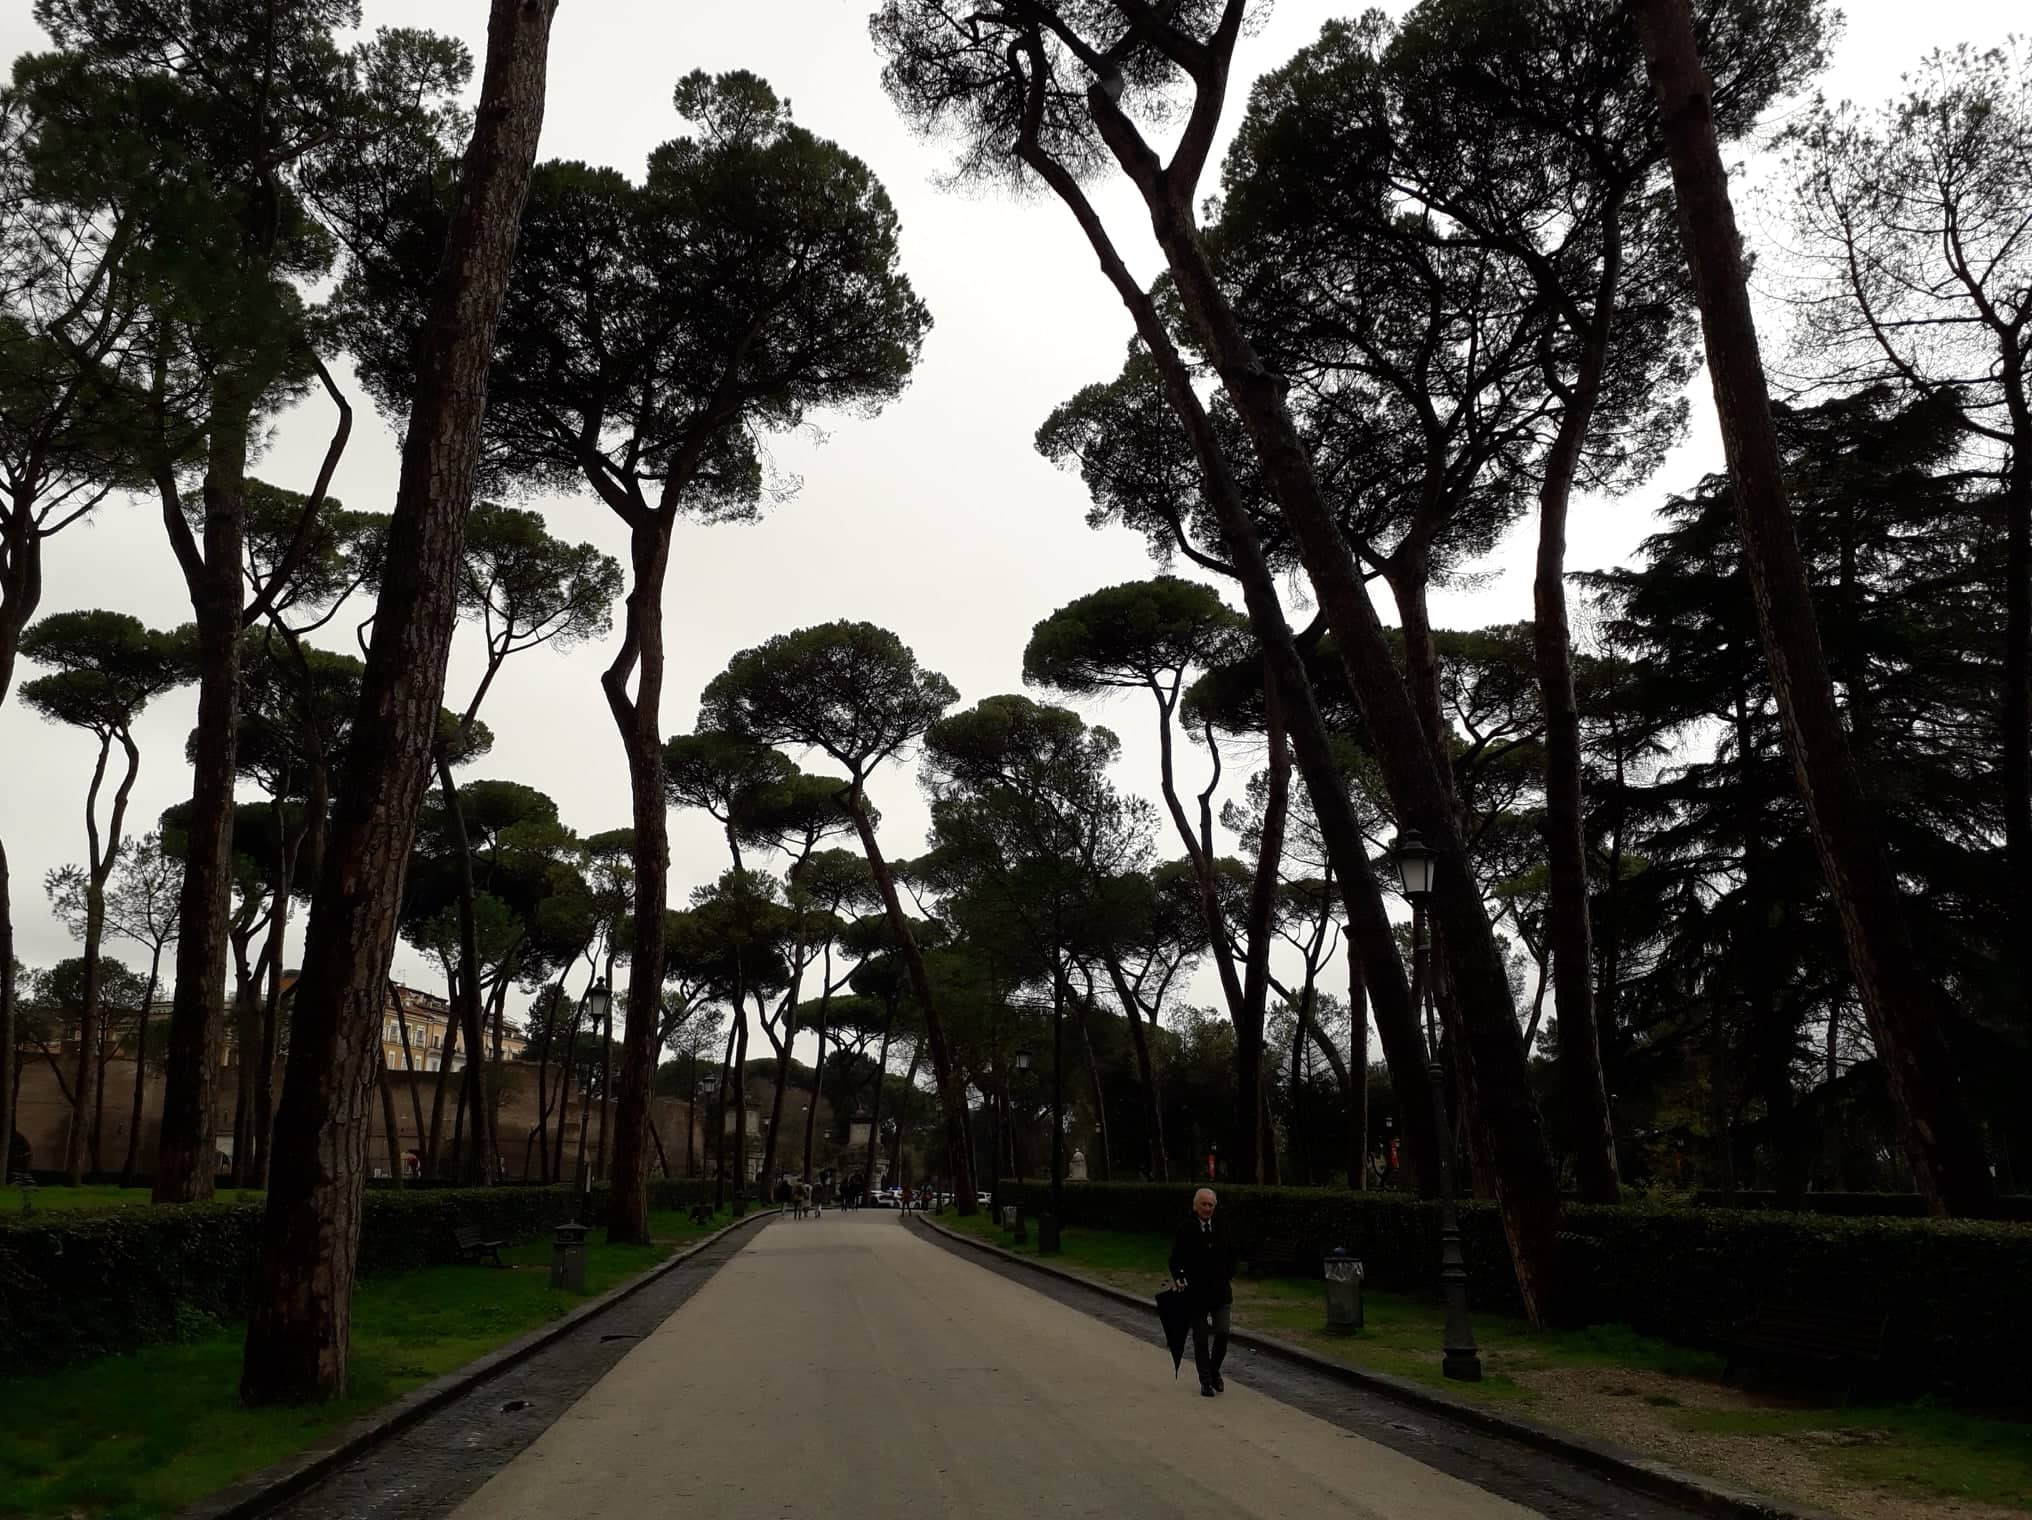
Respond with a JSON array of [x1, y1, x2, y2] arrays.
[[1037, 1213, 1061, 1255], [551, 1220, 589, 1292], [1324, 1247, 1364, 1333]]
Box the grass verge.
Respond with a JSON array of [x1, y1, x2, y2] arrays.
[[0, 1205, 745, 1520], [942, 1210, 2032, 1516]]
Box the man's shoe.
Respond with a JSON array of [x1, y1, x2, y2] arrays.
[[1212, 1375, 1225, 1392], [1200, 1383, 1216, 1397]]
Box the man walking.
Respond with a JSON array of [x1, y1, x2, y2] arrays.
[[1169, 1187, 1235, 1397]]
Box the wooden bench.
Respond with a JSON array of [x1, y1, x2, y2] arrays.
[[1246, 1234, 1308, 1275], [1724, 1303, 1888, 1397], [453, 1225, 505, 1267]]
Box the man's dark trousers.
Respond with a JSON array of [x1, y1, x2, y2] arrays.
[[1169, 1212, 1236, 1389], [1190, 1303, 1230, 1385]]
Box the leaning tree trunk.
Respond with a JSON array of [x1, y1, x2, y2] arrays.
[[1348, 936, 1368, 1190], [389, 983, 427, 1164], [601, 516, 671, 1243], [1634, 0, 1997, 1218], [1236, 671, 1288, 1184], [1016, 135, 1439, 1201], [1101, 954, 1168, 1180], [154, 409, 252, 1204], [376, 1060, 403, 1189], [1088, 93, 1565, 1322], [121, 942, 165, 1186], [1077, 997, 1112, 1181], [1998, 347, 2032, 991], [433, 756, 497, 1185], [0, 840, 14, 1182], [1533, 212, 1627, 1207], [803, 964, 836, 1181], [848, 797, 977, 1213], [240, 0, 556, 1406], [65, 736, 121, 1185], [864, 992, 895, 1191], [758, 994, 797, 1191], [424, 980, 460, 1176]]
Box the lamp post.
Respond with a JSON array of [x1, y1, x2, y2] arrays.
[[1391, 830, 1482, 1383]]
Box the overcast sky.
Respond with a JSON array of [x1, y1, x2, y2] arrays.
[[1, 1, 2019, 1061]]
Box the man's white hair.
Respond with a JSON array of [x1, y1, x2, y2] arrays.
[[1194, 1187, 1217, 1204]]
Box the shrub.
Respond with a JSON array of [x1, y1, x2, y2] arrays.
[[995, 1180, 2032, 1401], [0, 1178, 724, 1376]]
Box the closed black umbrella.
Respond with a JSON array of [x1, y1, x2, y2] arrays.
[[1155, 1284, 1192, 1377]]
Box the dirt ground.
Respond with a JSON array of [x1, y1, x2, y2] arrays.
[[1517, 1365, 2027, 1520]]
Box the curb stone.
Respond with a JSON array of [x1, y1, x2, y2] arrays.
[[910, 1212, 1838, 1520], [179, 1208, 774, 1520]]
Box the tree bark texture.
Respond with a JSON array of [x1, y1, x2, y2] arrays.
[[600, 512, 671, 1243], [849, 799, 976, 1212], [239, 0, 556, 1405], [1634, 0, 1997, 1218], [154, 412, 250, 1205], [1087, 89, 1565, 1322]]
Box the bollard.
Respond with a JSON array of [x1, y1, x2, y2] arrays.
[[1324, 1247, 1364, 1333], [551, 1220, 589, 1292]]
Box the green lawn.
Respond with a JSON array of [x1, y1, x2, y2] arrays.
[[3, 1183, 266, 1221], [0, 1206, 745, 1520], [944, 1211, 2032, 1514]]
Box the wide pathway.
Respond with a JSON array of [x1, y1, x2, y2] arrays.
[[449, 1210, 1544, 1520]]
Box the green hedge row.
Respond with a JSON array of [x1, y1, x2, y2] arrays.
[[998, 1180, 2032, 1402], [0, 1177, 726, 1375]]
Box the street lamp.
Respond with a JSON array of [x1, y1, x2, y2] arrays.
[[1014, 1046, 1032, 1072], [1390, 830, 1482, 1383]]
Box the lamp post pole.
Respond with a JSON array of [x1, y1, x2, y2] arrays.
[[1395, 832, 1482, 1383]]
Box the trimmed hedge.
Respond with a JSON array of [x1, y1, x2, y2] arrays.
[[0, 1177, 726, 1375], [998, 1180, 2032, 1402]]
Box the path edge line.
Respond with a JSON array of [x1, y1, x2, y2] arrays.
[[179, 1207, 775, 1520], [909, 1211, 1836, 1520]]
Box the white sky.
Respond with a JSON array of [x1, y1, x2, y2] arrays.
[[1, 1, 2018, 1063]]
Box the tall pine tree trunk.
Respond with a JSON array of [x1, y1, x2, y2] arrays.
[[240, 0, 556, 1404], [601, 513, 671, 1243], [1015, 133, 1439, 1202], [1089, 93, 1565, 1322], [1634, 0, 1996, 1218], [848, 796, 976, 1211], [155, 405, 251, 1204], [433, 756, 496, 1185], [1101, 953, 1168, 1180], [1236, 671, 1287, 1183], [1534, 218, 1626, 1207]]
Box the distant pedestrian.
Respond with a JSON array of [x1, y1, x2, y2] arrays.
[[797, 1180, 812, 1218], [776, 1178, 793, 1215], [1169, 1188, 1235, 1397]]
